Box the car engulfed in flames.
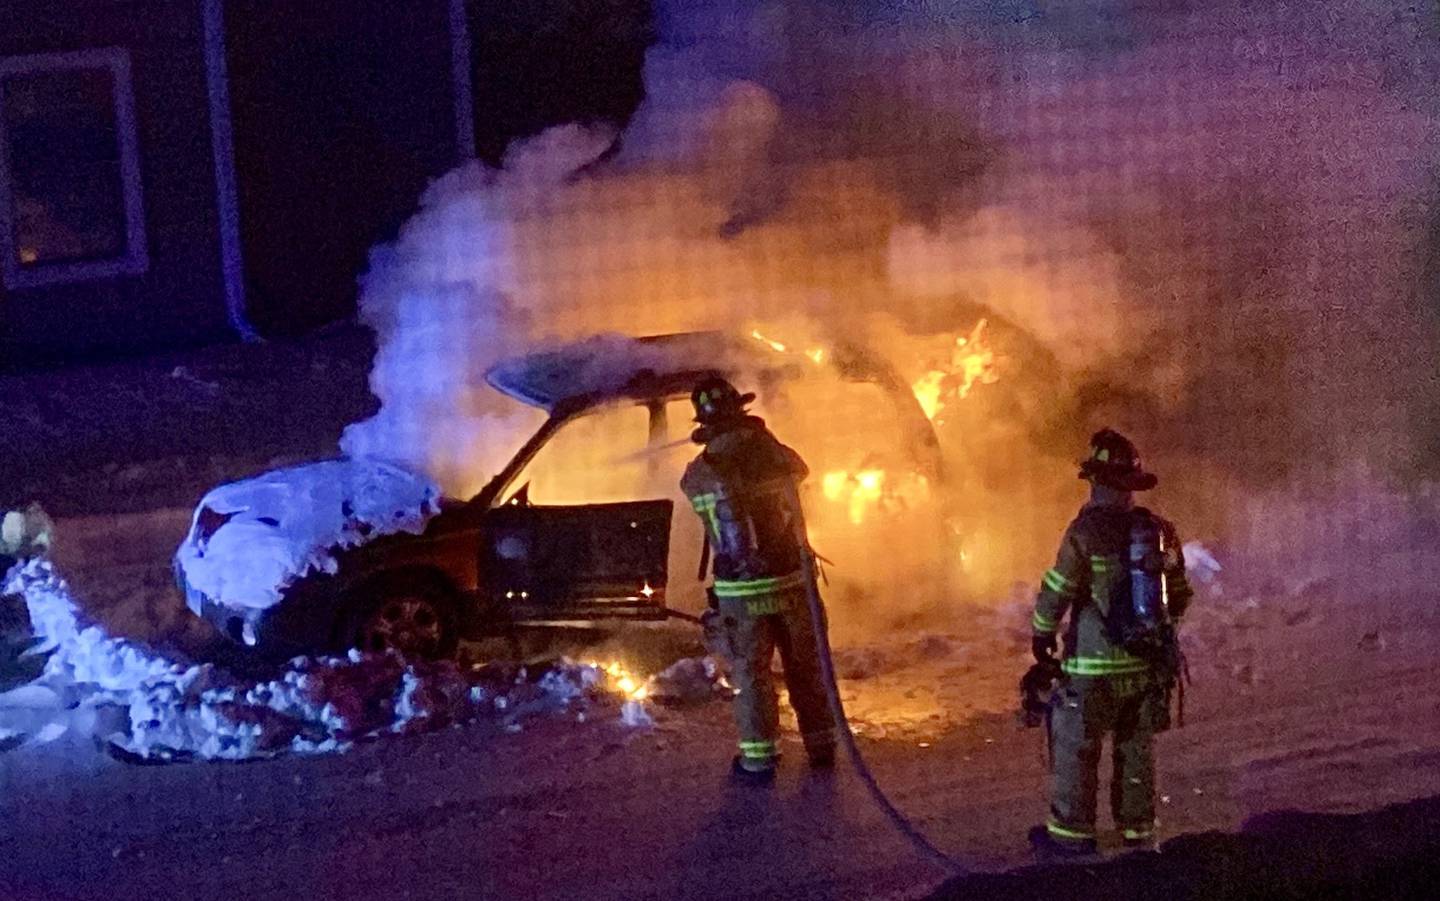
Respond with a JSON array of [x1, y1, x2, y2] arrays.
[[174, 330, 973, 661], [741, 320, 999, 529]]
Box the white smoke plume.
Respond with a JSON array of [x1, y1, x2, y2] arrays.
[[342, 0, 1440, 622]]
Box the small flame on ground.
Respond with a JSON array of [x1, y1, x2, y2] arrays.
[[586, 659, 651, 701], [912, 319, 1000, 421]]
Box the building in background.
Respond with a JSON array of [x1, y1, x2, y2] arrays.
[[0, 0, 473, 366]]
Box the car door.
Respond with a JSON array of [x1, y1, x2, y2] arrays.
[[478, 498, 673, 621]]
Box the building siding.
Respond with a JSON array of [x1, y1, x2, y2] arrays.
[[224, 0, 460, 335]]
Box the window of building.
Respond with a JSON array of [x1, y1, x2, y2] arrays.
[[0, 47, 147, 289]]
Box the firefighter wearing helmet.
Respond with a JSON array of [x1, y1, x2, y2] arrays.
[[1028, 428, 1194, 856], [681, 376, 835, 782]]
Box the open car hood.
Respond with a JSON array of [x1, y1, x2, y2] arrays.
[[483, 332, 785, 413]]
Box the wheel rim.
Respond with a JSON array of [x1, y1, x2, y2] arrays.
[[357, 594, 446, 658]]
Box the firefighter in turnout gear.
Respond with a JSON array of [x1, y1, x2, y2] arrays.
[[1029, 429, 1194, 855], [681, 376, 836, 783]]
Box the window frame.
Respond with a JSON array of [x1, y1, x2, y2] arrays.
[[0, 46, 149, 290]]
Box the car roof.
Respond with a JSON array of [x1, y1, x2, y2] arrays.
[[484, 331, 792, 413]]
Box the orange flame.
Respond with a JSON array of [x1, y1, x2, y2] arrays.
[[822, 468, 886, 525], [750, 329, 788, 353], [820, 467, 930, 525], [750, 328, 826, 366], [586, 659, 651, 701], [911, 319, 999, 421]]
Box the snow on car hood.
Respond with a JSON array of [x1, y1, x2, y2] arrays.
[[175, 459, 442, 611]]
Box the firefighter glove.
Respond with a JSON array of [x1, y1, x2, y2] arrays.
[[1032, 633, 1058, 665]]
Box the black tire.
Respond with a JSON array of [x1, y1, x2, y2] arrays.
[[341, 573, 460, 661]]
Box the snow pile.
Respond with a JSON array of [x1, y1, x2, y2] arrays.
[[3, 560, 689, 762], [123, 651, 505, 760], [16, 558, 180, 692], [174, 459, 441, 612]]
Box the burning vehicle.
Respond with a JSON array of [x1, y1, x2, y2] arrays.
[[175, 331, 949, 660]]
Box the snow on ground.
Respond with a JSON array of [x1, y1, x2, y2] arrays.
[[0, 327, 379, 519], [174, 458, 441, 613], [1, 558, 723, 762]]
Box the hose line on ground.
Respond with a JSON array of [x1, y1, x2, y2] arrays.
[[787, 483, 966, 875]]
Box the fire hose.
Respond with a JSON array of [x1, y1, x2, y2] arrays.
[[783, 482, 967, 875]]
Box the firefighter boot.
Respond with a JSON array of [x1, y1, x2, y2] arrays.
[[806, 745, 835, 769], [730, 754, 777, 785], [1027, 824, 1097, 858]]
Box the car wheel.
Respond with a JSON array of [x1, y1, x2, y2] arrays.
[[346, 577, 459, 661]]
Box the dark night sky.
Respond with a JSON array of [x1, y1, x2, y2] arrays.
[[227, 0, 654, 335], [468, 0, 653, 164]]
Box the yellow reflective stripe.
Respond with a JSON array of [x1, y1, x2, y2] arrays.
[[1041, 568, 1073, 594], [1046, 819, 1095, 840], [713, 571, 807, 598], [688, 492, 721, 541], [1062, 654, 1150, 676], [1090, 555, 1116, 572], [738, 739, 777, 759], [1032, 611, 1058, 633], [1122, 826, 1155, 841]]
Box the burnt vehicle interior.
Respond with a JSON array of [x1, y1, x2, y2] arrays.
[[470, 331, 949, 626]]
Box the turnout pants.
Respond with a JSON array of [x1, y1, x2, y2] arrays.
[[717, 588, 836, 770], [1047, 673, 1162, 843]]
